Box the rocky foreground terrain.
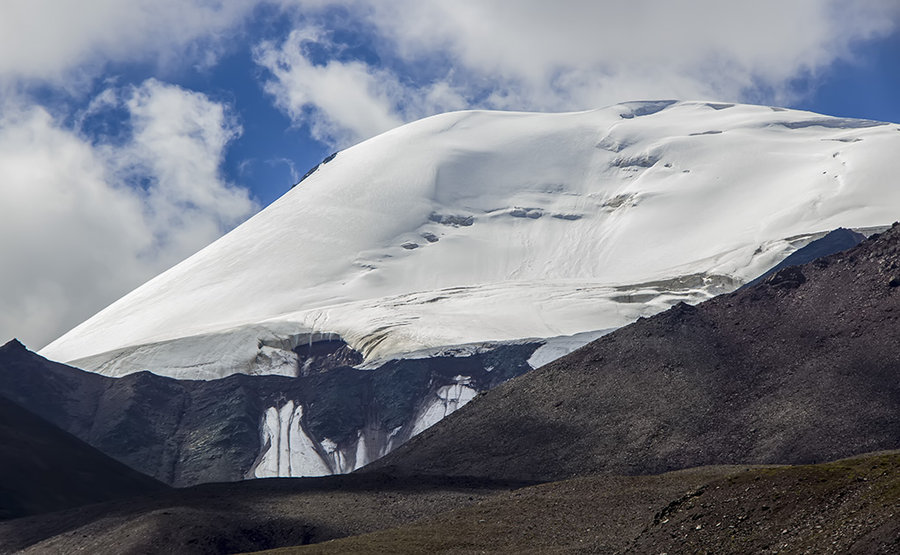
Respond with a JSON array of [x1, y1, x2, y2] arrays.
[[0, 473, 530, 554], [263, 451, 900, 554], [2, 451, 896, 554]]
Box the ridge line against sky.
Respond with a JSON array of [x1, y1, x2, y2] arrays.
[[2, 0, 900, 349]]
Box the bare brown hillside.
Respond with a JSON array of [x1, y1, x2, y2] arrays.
[[366, 223, 900, 481]]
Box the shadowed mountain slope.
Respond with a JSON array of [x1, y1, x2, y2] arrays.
[[365, 223, 900, 481], [0, 339, 537, 486], [0, 360, 166, 520], [0, 339, 261, 486]]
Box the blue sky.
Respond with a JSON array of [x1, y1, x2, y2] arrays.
[[801, 31, 900, 124], [2, 0, 900, 348]]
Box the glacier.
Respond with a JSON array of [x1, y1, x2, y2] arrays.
[[411, 375, 479, 436], [253, 401, 332, 478], [250, 374, 482, 478], [41, 100, 900, 381]]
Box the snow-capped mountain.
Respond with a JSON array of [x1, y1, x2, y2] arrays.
[[42, 101, 900, 383]]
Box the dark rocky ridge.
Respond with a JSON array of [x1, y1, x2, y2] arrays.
[[293, 340, 364, 376], [292, 151, 338, 188], [741, 227, 866, 289], [0, 339, 259, 487], [0, 339, 538, 486], [0, 374, 165, 520], [365, 222, 900, 481]]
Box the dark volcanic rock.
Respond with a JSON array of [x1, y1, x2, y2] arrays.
[[293, 340, 364, 376], [765, 264, 806, 289], [365, 223, 900, 481], [429, 213, 474, 226], [292, 151, 338, 188]]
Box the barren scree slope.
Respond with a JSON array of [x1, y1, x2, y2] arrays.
[[365, 224, 900, 481]]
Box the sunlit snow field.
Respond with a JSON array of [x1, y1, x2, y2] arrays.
[[42, 101, 900, 379]]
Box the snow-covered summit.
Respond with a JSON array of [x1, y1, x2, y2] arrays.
[[42, 101, 900, 379]]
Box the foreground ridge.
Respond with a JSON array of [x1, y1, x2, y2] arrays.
[[261, 452, 900, 554], [5, 451, 896, 554]]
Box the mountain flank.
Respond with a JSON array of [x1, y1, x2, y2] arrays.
[[0, 349, 165, 520], [366, 222, 900, 480], [0, 338, 537, 485]]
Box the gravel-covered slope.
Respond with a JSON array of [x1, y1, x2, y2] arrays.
[[0, 474, 528, 555], [365, 223, 900, 481], [271, 452, 900, 554], [6, 448, 897, 554]]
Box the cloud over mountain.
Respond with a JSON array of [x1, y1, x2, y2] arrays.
[[0, 81, 256, 348], [259, 0, 900, 144]]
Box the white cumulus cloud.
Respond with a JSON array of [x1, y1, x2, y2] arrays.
[[0, 0, 258, 86], [262, 0, 899, 145], [0, 81, 256, 349], [0, 0, 266, 349], [121, 79, 254, 255], [255, 27, 467, 146]]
